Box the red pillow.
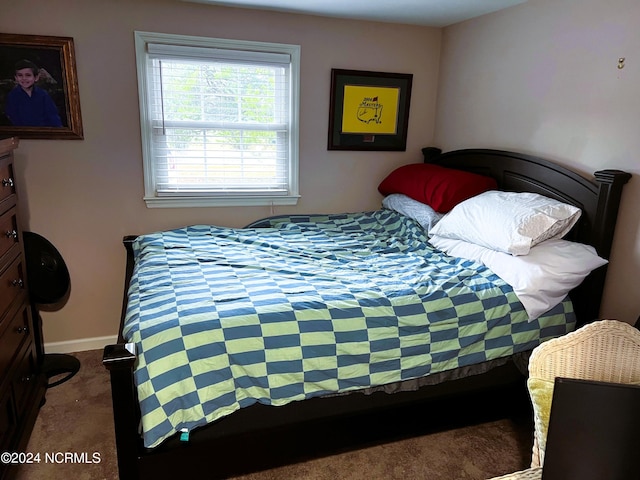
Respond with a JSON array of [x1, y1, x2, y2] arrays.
[[378, 163, 497, 213]]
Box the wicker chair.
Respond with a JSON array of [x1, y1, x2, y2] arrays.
[[527, 319, 640, 468]]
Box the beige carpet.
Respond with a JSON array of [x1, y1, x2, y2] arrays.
[[14, 350, 533, 480]]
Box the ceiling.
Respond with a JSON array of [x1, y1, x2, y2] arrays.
[[182, 0, 527, 27]]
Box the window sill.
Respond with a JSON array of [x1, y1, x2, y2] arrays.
[[143, 194, 300, 208]]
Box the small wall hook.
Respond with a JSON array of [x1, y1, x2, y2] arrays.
[[617, 57, 625, 69]]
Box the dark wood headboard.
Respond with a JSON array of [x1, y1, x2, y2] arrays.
[[422, 147, 631, 326]]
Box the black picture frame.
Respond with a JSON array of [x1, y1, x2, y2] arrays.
[[328, 69, 412, 151], [0, 33, 83, 140]]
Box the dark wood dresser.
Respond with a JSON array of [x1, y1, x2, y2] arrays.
[[0, 137, 46, 480]]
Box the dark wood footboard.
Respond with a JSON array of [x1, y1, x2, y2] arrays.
[[103, 343, 140, 480]]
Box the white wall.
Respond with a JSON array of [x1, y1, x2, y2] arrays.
[[1, 0, 441, 346], [435, 0, 640, 324]]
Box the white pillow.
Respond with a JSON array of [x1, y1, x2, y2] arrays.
[[382, 194, 444, 231], [428, 191, 581, 256], [430, 235, 607, 321]]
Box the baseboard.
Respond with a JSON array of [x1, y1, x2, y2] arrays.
[[44, 335, 118, 354]]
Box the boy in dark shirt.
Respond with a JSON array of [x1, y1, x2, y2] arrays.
[[5, 59, 63, 127]]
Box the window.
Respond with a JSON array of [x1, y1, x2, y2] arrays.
[[134, 31, 300, 207]]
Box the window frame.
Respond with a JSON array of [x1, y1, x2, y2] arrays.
[[134, 31, 301, 208]]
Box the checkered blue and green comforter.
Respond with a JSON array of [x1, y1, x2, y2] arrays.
[[122, 210, 575, 448]]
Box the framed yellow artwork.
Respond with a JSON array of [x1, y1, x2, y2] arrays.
[[328, 69, 412, 151]]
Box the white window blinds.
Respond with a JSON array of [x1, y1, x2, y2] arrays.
[[135, 32, 300, 207]]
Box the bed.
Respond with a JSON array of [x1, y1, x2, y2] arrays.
[[103, 147, 630, 480]]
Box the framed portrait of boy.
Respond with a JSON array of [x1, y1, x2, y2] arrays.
[[0, 33, 83, 140]]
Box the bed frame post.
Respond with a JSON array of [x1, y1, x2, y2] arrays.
[[421, 147, 442, 163], [569, 168, 631, 326], [592, 169, 632, 259], [117, 236, 138, 343], [103, 343, 140, 480]]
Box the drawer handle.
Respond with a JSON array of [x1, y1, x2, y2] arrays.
[[17, 326, 29, 334], [11, 278, 24, 288], [5, 230, 17, 240], [2, 178, 14, 188]]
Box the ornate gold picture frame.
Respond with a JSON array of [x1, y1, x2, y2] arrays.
[[0, 33, 83, 140]]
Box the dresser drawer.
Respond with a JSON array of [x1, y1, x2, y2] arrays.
[[0, 256, 26, 321], [12, 342, 39, 420], [0, 207, 19, 263], [0, 156, 16, 206], [0, 303, 30, 388], [0, 389, 16, 453]]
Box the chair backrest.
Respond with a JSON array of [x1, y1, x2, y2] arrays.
[[527, 320, 640, 467]]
